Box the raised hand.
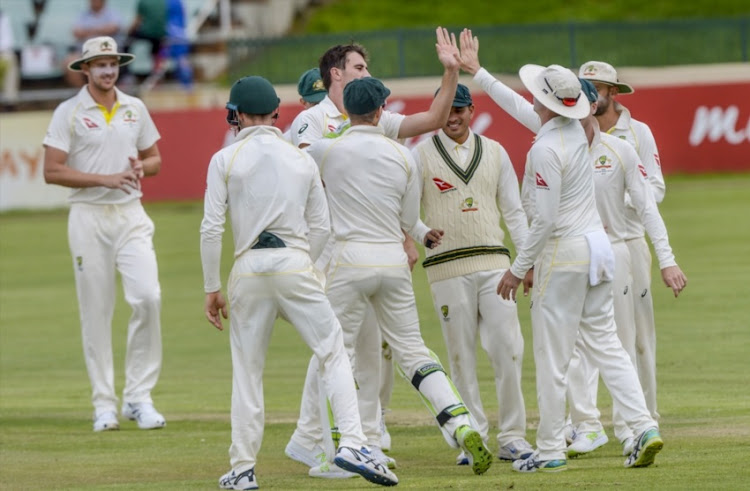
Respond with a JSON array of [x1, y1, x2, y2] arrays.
[[458, 28, 481, 75], [435, 26, 460, 71]]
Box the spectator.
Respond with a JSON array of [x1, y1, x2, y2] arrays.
[[0, 9, 20, 106], [127, 0, 167, 71], [63, 0, 123, 87], [165, 0, 192, 89]]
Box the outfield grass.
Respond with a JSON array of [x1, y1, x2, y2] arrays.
[[1, 174, 750, 489]]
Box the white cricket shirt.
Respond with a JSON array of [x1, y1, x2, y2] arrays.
[[200, 125, 330, 292], [317, 125, 429, 245], [43, 86, 161, 204]]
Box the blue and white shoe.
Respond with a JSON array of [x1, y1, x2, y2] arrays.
[[456, 450, 470, 465], [624, 427, 663, 468], [218, 468, 258, 490], [498, 438, 534, 461], [512, 453, 568, 473], [334, 446, 398, 486]]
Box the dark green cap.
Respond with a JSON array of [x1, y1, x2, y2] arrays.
[[579, 78, 598, 104], [226, 76, 280, 115], [297, 68, 327, 103], [343, 77, 391, 116], [435, 83, 473, 107]]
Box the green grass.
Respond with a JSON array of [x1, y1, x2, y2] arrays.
[[2, 174, 750, 489]]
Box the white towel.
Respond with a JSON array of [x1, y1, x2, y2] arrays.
[[585, 230, 615, 286]]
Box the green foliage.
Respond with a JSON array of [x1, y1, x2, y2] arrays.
[[301, 0, 750, 33], [2, 175, 750, 488]]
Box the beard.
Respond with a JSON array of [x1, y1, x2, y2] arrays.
[[595, 95, 610, 116]]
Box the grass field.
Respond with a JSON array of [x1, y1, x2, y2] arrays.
[[1, 174, 750, 489]]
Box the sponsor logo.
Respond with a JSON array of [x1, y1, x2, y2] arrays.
[[623, 285, 629, 295], [432, 177, 456, 193], [689, 105, 749, 145], [297, 123, 308, 134], [461, 196, 478, 212], [535, 172, 549, 189], [76, 256, 83, 271], [654, 153, 661, 167], [82, 117, 99, 129], [638, 163, 648, 177], [441, 305, 450, 320], [641, 288, 648, 298]]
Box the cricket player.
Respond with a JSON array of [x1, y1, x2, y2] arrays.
[[200, 75, 398, 489], [495, 62, 664, 472], [457, 29, 686, 457], [285, 27, 462, 477], [579, 61, 665, 430], [410, 84, 534, 465], [282, 67, 327, 141], [43, 36, 165, 433], [316, 76, 493, 476]]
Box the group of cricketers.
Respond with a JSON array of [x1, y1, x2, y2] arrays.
[[44, 23, 687, 491]]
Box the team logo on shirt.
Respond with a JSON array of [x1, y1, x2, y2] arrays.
[[461, 197, 478, 212], [123, 110, 137, 123], [82, 117, 99, 129], [440, 305, 450, 320], [432, 177, 456, 193], [638, 163, 648, 178], [594, 155, 612, 171], [535, 172, 549, 189]]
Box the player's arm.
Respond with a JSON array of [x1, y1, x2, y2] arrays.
[[637, 124, 665, 203], [136, 143, 161, 177], [43, 145, 140, 193], [396, 27, 459, 139], [495, 145, 529, 248], [200, 154, 229, 330], [305, 163, 332, 261], [291, 109, 323, 149], [459, 28, 542, 133], [400, 152, 435, 247]]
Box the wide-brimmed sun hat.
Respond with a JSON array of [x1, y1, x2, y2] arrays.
[[578, 60, 634, 94], [68, 36, 134, 72], [519, 64, 590, 119]]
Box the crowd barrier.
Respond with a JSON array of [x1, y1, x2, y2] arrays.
[[1, 80, 748, 210]]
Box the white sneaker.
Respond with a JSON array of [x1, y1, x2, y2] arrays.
[[455, 450, 469, 465], [369, 445, 396, 469], [497, 438, 534, 461], [308, 460, 357, 479], [284, 439, 326, 468], [93, 411, 119, 432], [334, 446, 398, 486], [380, 409, 392, 452], [121, 402, 166, 430], [218, 468, 258, 490], [567, 429, 608, 457], [622, 436, 636, 456]]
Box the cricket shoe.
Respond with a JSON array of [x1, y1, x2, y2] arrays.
[[218, 468, 258, 490], [456, 450, 469, 465], [498, 438, 534, 461], [309, 460, 357, 479], [624, 427, 663, 468], [334, 446, 398, 486], [512, 452, 568, 473], [284, 439, 327, 468], [567, 429, 608, 457], [93, 411, 119, 432], [369, 445, 396, 469], [622, 436, 636, 456], [122, 402, 166, 430], [455, 425, 492, 475]]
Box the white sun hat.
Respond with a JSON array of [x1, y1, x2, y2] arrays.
[[68, 36, 135, 72], [519, 64, 590, 120], [578, 61, 634, 94]]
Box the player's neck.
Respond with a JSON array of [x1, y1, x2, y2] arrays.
[[329, 85, 346, 115], [87, 84, 117, 110]]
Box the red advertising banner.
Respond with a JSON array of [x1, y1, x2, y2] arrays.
[[142, 81, 749, 201]]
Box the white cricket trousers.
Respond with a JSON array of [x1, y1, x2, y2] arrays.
[[531, 236, 656, 461], [68, 201, 162, 416], [628, 236, 659, 421], [429, 269, 527, 446], [227, 248, 365, 473], [567, 240, 637, 442], [326, 241, 471, 441]]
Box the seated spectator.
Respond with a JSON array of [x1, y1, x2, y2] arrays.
[[0, 9, 20, 106], [126, 0, 167, 68], [63, 0, 123, 87]]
